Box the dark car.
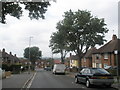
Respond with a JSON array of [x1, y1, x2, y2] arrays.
[[75, 67, 114, 88], [44, 67, 52, 71]]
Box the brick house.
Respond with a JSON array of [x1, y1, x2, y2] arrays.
[[69, 54, 79, 68], [92, 35, 120, 69], [64, 57, 70, 68], [54, 60, 61, 64], [1, 48, 20, 64], [81, 47, 97, 67]]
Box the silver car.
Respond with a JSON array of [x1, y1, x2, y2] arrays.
[[75, 68, 114, 88]]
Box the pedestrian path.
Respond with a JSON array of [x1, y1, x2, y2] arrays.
[[2, 71, 35, 88]]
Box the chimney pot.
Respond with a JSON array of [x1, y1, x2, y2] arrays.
[[112, 34, 117, 40], [2, 48, 5, 52], [10, 52, 12, 55]]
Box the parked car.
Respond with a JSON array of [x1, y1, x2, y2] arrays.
[[75, 67, 114, 88], [44, 67, 52, 71], [104, 66, 112, 69], [53, 64, 66, 74]]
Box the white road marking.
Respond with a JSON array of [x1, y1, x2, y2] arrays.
[[27, 72, 36, 88]]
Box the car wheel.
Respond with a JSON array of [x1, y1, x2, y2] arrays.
[[54, 71, 56, 75], [75, 77, 79, 83], [86, 80, 91, 88]]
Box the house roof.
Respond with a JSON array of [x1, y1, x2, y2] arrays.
[[54, 60, 61, 64], [2, 49, 20, 61], [94, 35, 120, 54], [70, 55, 79, 60], [84, 47, 97, 58]]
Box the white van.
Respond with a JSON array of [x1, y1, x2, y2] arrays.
[[53, 64, 66, 74]]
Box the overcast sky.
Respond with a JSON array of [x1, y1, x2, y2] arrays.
[[0, 0, 119, 58]]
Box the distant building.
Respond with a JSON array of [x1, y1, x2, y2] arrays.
[[54, 60, 61, 64]]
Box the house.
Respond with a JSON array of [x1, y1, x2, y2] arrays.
[[81, 47, 97, 67], [64, 57, 70, 68], [92, 35, 120, 69], [69, 54, 79, 68], [54, 60, 61, 64], [1, 48, 20, 65], [19, 58, 31, 65]]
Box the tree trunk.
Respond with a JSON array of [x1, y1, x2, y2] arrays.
[[76, 47, 83, 69], [61, 50, 64, 63]]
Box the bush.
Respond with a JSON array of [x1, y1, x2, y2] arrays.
[[2, 64, 22, 74], [2, 64, 11, 71]]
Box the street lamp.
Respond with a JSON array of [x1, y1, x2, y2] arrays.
[[114, 50, 119, 83], [28, 36, 33, 74]]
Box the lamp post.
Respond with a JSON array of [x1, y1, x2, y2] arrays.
[[114, 50, 119, 83], [28, 36, 33, 74]]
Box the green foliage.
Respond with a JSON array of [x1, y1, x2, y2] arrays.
[[49, 30, 69, 63], [2, 64, 10, 71], [2, 64, 22, 74], [50, 9, 108, 66], [61, 9, 108, 53], [1, 2, 50, 24], [24, 46, 42, 64]]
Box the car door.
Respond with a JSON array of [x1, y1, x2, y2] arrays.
[[77, 69, 84, 82], [81, 69, 88, 83]]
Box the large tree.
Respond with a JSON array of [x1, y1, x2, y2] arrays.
[[1, 1, 51, 24], [49, 29, 69, 63], [53, 9, 108, 67], [24, 46, 42, 65]]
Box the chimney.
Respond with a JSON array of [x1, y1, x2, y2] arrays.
[[10, 52, 12, 55], [70, 53, 72, 57], [14, 54, 16, 57], [112, 34, 117, 40], [2, 48, 5, 52]]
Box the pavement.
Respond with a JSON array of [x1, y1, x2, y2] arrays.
[[2, 71, 35, 89], [67, 72, 120, 90]]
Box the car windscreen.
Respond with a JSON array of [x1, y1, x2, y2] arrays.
[[91, 68, 110, 74]]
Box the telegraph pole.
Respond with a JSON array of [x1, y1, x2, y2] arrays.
[[28, 36, 33, 74]]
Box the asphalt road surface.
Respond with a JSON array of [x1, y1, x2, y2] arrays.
[[30, 69, 117, 90]]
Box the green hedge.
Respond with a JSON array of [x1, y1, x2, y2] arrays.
[[2, 64, 22, 74]]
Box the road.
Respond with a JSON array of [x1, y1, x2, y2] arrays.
[[29, 69, 117, 90]]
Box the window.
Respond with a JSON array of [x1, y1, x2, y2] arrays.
[[91, 68, 109, 74], [104, 53, 108, 59], [104, 64, 108, 68], [95, 54, 101, 60], [84, 58, 86, 62], [86, 69, 91, 74], [96, 63, 100, 68]]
